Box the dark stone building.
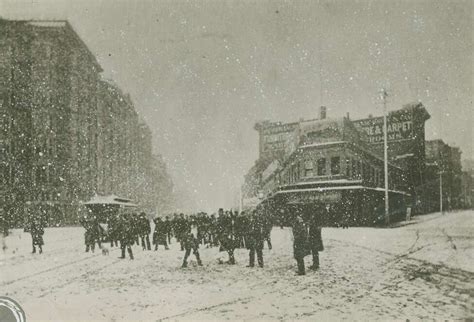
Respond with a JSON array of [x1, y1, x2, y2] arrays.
[[244, 107, 412, 226], [0, 19, 173, 227], [422, 139, 464, 212], [243, 101, 469, 224], [352, 102, 431, 207]]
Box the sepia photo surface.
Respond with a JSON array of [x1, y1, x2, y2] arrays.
[[0, 0, 473, 321]]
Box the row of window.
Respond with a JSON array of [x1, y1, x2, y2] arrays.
[[280, 154, 393, 189], [304, 156, 341, 177]]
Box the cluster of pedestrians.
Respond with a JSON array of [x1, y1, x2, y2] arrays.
[[80, 212, 152, 259], [79, 207, 274, 269], [28, 204, 324, 276]]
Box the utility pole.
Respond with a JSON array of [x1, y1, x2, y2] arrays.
[[381, 89, 390, 225], [239, 186, 243, 214], [439, 171, 443, 214]]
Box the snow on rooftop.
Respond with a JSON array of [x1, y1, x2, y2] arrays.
[[83, 194, 137, 207], [299, 141, 347, 149], [27, 21, 67, 27], [280, 179, 363, 188]]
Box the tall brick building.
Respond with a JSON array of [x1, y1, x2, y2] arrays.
[[244, 107, 411, 226], [423, 140, 464, 212], [242, 103, 468, 225], [0, 19, 173, 226]]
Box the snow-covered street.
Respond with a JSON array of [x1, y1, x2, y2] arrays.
[[1, 210, 473, 321]]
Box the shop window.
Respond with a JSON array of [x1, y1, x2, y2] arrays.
[[304, 160, 313, 177], [317, 158, 326, 176], [351, 159, 357, 179], [331, 156, 340, 175]]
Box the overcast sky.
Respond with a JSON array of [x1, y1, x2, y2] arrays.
[[1, 0, 472, 212]]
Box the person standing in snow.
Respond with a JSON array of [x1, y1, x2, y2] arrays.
[[292, 210, 309, 276], [175, 213, 189, 251], [107, 214, 120, 247], [80, 215, 102, 253], [138, 212, 151, 251], [164, 215, 173, 244], [209, 213, 219, 247], [307, 211, 324, 270], [246, 209, 265, 268], [181, 230, 203, 268], [262, 211, 273, 250], [118, 213, 134, 260], [218, 209, 237, 265], [234, 210, 247, 249], [152, 216, 169, 250], [28, 210, 45, 254]]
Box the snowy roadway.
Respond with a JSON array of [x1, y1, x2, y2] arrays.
[[1, 210, 473, 321]]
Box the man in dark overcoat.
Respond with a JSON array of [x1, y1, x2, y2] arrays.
[[246, 210, 264, 268], [181, 231, 203, 268], [118, 214, 134, 260], [218, 209, 236, 264], [307, 212, 324, 270], [138, 212, 151, 251], [292, 210, 309, 275], [28, 212, 45, 254], [153, 217, 169, 250], [164, 215, 172, 244], [175, 213, 189, 251]]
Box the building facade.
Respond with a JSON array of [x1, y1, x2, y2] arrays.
[[352, 102, 430, 206], [242, 103, 464, 225], [422, 140, 464, 212], [250, 114, 410, 226], [0, 19, 173, 227]]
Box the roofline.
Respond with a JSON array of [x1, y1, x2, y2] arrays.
[[273, 185, 411, 196], [63, 21, 103, 72], [354, 102, 430, 123]]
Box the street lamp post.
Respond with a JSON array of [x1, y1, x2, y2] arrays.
[[381, 89, 390, 225], [439, 171, 443, 214]]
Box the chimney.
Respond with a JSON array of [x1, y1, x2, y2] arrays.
[[346, 112, 350, 119], [368, 114, 373, 119], [320, 106, 327, 120]]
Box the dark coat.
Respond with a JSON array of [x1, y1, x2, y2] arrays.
[[117, 216, 135, 246], [246, 217, 264, 250], [292, 219, 309, 260], [30, 222, 44, 246], [183, 232, 199, 251], [218, 215, 238, 251], [308, 224, 324, 252], [153, 218, 168, 245]]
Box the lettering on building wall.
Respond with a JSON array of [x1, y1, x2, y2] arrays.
[[261, 123, 297, 152], [287, 191, 342, 204], [353, 112, 414, 144]]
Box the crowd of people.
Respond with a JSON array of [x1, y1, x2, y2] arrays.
[[23, 205, 325, 276], [78, 208, 274, 268]]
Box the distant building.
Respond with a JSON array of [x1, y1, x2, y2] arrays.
[[242, 101, 474, 224], [422, 140, 464, 212], [461, 159, 474, 209], [244, 106, 412, 226], [0, 19, 173, 226], [352, 102, 431, 207]]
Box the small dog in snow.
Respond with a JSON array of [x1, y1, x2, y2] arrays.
[[101, 246, 109, 256]]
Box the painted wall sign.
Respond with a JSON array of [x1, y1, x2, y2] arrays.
[[353, 111, 414, 144], [261, 123, 298, 153]]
